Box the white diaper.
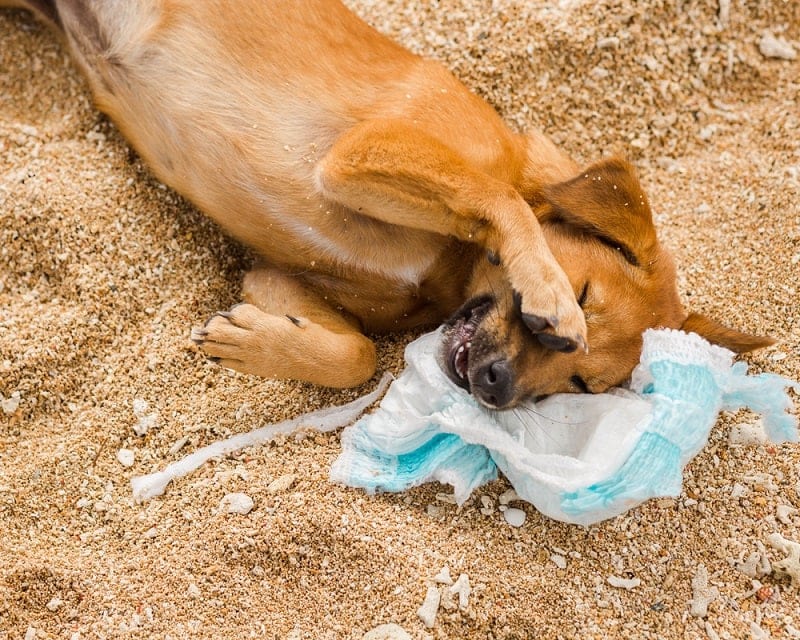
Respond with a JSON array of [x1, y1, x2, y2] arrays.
[[330, 328, 798, 525]]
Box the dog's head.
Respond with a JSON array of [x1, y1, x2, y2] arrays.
[[440, 158, 772, 409]]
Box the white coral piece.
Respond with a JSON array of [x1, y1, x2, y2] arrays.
[[689, 564, 719, 617], [768, 533, 800, 587]]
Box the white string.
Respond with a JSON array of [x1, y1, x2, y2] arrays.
[[130, 372, 393, 501]]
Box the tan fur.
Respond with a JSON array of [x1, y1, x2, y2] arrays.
[[3, 0, 772, 406]]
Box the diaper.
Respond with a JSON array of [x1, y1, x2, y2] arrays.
[[330, 328, 798, 525]]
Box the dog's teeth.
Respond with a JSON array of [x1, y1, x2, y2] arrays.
[[466, 341, 471, 349], [454, 344, 468, 379]]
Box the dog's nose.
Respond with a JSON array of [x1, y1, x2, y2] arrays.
[[472, 358, 514, 408]]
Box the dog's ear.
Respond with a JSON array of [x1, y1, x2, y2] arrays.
[[542, 158, 657, 268], [681, 312, 774, 353]]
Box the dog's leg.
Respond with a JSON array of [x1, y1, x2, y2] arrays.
[[317, 120, 587, 351], [192, 264, 377, 388]]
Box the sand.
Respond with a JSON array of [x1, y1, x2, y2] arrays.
[[0, 1, 798, 638]]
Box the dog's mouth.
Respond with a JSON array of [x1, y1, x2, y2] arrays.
[[440, 295, 494, 392]]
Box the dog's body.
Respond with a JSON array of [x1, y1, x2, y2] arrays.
[[3, 0, 771, 408]]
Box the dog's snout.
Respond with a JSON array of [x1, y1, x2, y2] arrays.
[[472, 358, 514, 408]]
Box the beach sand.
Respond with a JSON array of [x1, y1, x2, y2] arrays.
[[1, 1, 798, 638]]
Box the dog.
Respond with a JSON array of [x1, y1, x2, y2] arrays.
[[3, 0, 772, 409]]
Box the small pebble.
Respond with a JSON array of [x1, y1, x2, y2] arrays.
[[1, 391, 20, 415], [450, 573, 471, 610], [426, 504, 444, 518], [705, 621, 721, 640], [735, 552, 763, 578], [607, 575, 640, 589], [768, 532, 800, 586], [689, 564, 719, 617], [234, 402, 252, 420], [776, 504, 797, 525], [417, 585, 440, 629], [132, 398, 158, 435], [362, 623, 412, 640], [729, 421, 767, 446], [503, 507, 526, 527], [439, 585, 458, 611], [758, 31, 797, 60], [267, 474, 296, 494], [551, 554, 567, 569], [596, 36, 620, 49], [718, 0, 730, 25], [731, 483, 747, 498], [168, 435, 190, 455], [219, 492, 254, 515], [498, 488, 520, 505], [116, 448, 135, 468], [750, 621, 770, 640], [432, 566, 453, 585], [45, 597, 62, 611]]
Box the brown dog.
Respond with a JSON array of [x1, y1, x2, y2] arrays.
[[3, 0, 772, 409]]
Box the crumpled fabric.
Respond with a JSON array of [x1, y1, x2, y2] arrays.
[[330, 328, 798, 525]]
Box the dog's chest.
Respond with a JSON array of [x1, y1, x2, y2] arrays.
[[296, 230, 476, 333]]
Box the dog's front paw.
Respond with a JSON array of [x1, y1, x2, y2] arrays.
[[510, 267, 588, 353]]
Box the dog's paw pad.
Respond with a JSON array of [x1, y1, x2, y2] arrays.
[[512, 287, 588, 354], [521, 312, 557, 333], [536, 333, 580, 353]]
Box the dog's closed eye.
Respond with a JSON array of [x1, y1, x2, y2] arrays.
[[570, 374, 590, 393], [578, 282, 589, 308]]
